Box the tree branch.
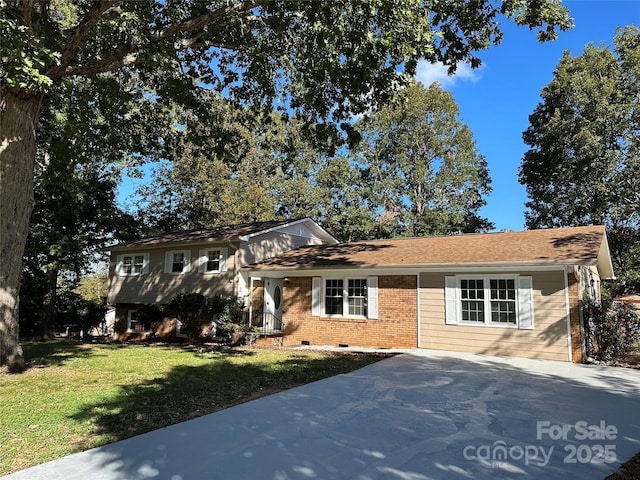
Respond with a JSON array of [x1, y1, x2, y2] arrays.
[[49, 0, 271, 78], [47, 0, 118, 78]]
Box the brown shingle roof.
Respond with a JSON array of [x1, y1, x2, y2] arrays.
[[249, 226, 609, 271], [108, 219, 305, 250]]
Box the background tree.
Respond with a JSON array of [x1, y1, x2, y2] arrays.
[[19, 75, 154, 340], [0, 1, 572, 370], [316, 155, 379, 242], [21, 159, 123, 338], [519, 26, 640, 295], [356, 82, 494, 237]]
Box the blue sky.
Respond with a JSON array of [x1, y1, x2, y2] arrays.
[[416, 1, 640, 231]]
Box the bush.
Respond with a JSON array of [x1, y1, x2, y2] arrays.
[[136, 304, 165, 338], [584, 298, 640, 362], [165, 292, 211, 341]]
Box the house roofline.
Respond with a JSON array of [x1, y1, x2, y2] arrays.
[[103, 218, 338, 252], [244, 261, 596, 275]]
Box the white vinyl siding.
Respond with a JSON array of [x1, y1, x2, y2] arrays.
[[422, 271, 567, 361]]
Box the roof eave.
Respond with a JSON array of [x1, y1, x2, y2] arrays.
[[597, 230, 616, 280], [245, 259, 597, 272]]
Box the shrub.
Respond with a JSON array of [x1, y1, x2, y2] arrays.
[[165, 292, 211, 341], [136, 304, 165, 339], [584, 298, 640, 362]]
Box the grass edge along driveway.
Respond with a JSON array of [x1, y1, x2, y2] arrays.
[[0, 340, 389, 476]]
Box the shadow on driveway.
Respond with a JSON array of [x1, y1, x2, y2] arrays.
[[4, 350, 640, 480]]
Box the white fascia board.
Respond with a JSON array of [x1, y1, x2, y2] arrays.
[[597, 231, 616, 279], [245, 263, 570, 279], [109, 239, 234, 252]]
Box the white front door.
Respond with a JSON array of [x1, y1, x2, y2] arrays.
[[264, 278, 283, 331]]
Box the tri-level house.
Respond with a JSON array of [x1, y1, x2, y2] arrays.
[[107, 221, 614, 362], [105, 218, 338, 340]]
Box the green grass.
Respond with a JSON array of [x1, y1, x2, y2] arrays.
[[0, 340, 388, 475]]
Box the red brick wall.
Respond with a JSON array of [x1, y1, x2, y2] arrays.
[[114, 303, 178, 341], [281, 275, 418, 348], [568, 273, 584, 363], [113, 304, 211, 342]]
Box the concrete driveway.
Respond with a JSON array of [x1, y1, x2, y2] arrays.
[[3, 350, 640, 480]]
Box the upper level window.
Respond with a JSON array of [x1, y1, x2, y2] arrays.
[[165, 250, 191, 274], [116, 253, 149, 276], [446, 276, 533, 329], [207, 250, 221, 272], [198, 248, 228, 273], [172, 253, 185, 273]]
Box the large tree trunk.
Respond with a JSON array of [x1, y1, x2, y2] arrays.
[[0, 88, 43, 372]]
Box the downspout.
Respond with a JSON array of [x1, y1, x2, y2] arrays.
[[416, 273, 421, 348], [564, 266, 573, 362], [228, 240, 238, 298], [249, 276, 254, 321]]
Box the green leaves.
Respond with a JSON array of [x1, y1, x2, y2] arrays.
[[519, 26, 640, 293], [0, 18, 59, 92], [356, 82, 493, 237]]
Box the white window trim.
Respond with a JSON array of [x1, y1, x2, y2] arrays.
[[312, 276, 378, 320], [116, 253, 149, 276], [198, 247, 228, 274], [164, 250, 191, 274], [126, 309, 149, 333], [445, 275, 534, 330]]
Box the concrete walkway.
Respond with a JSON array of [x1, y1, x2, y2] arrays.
[[4, 350, 640, 480]]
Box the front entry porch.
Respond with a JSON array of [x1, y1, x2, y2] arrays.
[[246, 277, 284, 337]]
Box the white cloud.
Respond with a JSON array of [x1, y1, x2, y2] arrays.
[[415, 60, 483, 89]]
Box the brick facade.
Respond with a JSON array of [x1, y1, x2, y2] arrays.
[[280, 275, 418, 348], [114, 303, 179, 341], [113, 303, 213, 342], [567, 273, 584, 363]]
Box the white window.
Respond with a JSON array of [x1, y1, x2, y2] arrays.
[[445, 276, 533, 329], [312, 276, 378, 319], [127, 310, 150, 332], [165, 250, 191, 274], [116, 253, 149, 276], [198, 248, 228, 273]]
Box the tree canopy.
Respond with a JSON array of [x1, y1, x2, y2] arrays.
[[519, 26, 640, 294], [1, 0, 572, 371], [137, 82, 493, 240], [355, 81, 493, 237]]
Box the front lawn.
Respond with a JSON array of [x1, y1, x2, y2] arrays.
[[0, 341, 388, 476]]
